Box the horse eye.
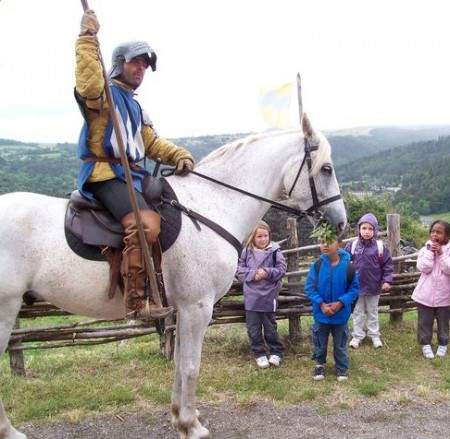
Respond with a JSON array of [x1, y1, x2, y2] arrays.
[[322, 165, 333, 176]]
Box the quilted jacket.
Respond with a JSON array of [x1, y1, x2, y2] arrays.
[[75, 36, 194, 198]]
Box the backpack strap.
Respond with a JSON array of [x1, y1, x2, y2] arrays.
[[350, 239, 383, 267], [350, 239, 357, 257], [314, 258, 354, 289], [376, 240, 384, 266], [272, 249, 278, 267]]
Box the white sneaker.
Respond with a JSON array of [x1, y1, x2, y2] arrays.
[[349, 338, 361, 349], [422, 344, 435, 360], [372, 338, 383, 349], [268, 355, 281, 367], [256, 356, 270, 369], [436, 345, 448, 358]]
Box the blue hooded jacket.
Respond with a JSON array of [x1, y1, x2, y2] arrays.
[[305, 249, 360, 324]]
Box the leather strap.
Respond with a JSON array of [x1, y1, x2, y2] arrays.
[[83, 156, 143, 171], [165, 198, 242, 255]]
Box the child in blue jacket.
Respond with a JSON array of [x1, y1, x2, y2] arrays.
[[305, 237, 360, 381]]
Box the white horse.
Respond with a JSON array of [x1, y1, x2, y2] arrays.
[[0, 114, 346, 439]]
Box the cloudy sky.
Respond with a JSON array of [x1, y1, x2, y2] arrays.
[[1, 0, 449, 143]]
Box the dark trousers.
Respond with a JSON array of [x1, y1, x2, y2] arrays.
[[85, 179, 149, 222], [245, 311, 284, 359], [311, 322, 349, 373], [417, 303, 450, 346]]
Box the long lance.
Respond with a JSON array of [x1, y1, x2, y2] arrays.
[[297, 72, 303, 125], [80, 0, 165, 311]]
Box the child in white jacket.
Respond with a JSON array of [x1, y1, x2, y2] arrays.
[[412, 220, 450, 359]]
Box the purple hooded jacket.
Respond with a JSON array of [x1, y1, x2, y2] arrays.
[[345, 213, 394, 296], [236, 242, 287, 312]]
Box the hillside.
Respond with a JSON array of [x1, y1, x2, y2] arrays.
[[336, 135, 450, 214], [328, 125, 450, 167], [1, 125, 449, 214]]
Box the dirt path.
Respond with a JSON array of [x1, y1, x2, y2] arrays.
[[21, 399, 450, 438]]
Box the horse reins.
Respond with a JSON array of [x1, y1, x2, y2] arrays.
[[164, 137, 342, 221]]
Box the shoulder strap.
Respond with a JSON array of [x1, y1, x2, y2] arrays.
[[346, 262, 355, 288], [376, 240, 384, 266], [350, 239, 357, 256], [314, 258, 354, 288], [272, 249, 278, 267], [351, 239, 383, 267], [314, 258, 323, 275]]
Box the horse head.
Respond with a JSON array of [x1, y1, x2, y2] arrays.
[[282, 113, 347, 237]]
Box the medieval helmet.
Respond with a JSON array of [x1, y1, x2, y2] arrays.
[[108, 41, 157, 78]]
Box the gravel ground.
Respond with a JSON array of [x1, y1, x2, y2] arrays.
[[21, 399, 450, 439]]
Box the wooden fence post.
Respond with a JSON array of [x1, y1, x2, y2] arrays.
[[387, 214, 402, 323], [159, 316, 175, 360], [9, 317, 26, 376], [286, 217, 302, 341]]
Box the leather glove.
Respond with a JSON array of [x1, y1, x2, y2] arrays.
[[79, 9, 100, 36], [175, 159, 194, 176]]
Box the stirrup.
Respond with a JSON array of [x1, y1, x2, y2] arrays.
[[127, 300, 174, 320]]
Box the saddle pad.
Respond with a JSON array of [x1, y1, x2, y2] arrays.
[[157, 177, 182, 252], [65, 177, 182, 261]]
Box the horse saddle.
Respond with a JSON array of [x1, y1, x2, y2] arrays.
[[64, 177, 182, 262]]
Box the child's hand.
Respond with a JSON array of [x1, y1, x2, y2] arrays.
[[329, 301, 343, 313], [381, 282, 391, 292], [432, 242, 443, 255], [254, 268, 268, 281], [320, 302, 334, 316]]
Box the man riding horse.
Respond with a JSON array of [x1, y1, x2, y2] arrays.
[[75, 10, 194, 320]]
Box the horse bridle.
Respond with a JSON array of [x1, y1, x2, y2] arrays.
[[287, 137, 343, 220], [162, 137, 342, 220]]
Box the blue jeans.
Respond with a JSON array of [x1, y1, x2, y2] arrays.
[[246, 311, 284, 359], [311, 322, 349, 373]]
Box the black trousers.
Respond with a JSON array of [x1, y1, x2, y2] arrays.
[[85, 179, 149, 222], [417, 303, 450, 346], [245, 311, 284, 359]]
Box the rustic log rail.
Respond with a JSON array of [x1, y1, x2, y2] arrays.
[[7, 214, 421, 375]]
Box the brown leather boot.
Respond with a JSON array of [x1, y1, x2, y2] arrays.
[[121, 210, 173, 320]]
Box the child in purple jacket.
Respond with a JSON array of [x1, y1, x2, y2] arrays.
[[346, 213, 393, 349], [236, 221, 287, 369]]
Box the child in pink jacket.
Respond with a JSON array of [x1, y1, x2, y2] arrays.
[[412, 220, 450, 359]]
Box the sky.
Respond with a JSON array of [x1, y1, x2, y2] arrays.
[[1, 0, 450, 143]]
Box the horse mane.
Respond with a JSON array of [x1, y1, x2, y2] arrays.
[[197, 128, 332, 175], [197, 132, 270, 166]]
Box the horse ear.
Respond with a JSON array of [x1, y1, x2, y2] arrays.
[[302, 112, 313, 139]]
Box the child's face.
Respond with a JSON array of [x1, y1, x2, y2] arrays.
[[320, 240, 341, 258], [254, 228, 270, 249], [359, 222, 374, 240], [430, 223, 449, 245]]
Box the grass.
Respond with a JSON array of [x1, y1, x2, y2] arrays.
[[2, 312, 450, 429]]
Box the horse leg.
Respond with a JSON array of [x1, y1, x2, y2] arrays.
[[170, 321, 202, 424], [172, 304, 213, 439], [171, 319, 182, 423], [0, 296, 27, 439]]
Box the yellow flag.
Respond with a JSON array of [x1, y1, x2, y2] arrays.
[[258, 82, 293, 129]]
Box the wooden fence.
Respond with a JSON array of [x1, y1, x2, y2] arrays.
[[7, 214, 420, 375]]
